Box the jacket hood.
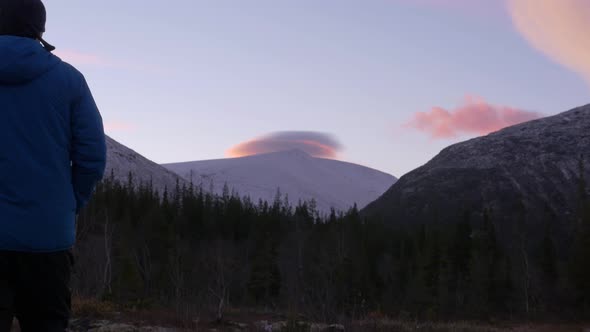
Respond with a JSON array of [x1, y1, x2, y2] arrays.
[[0, 36, 60, 84]]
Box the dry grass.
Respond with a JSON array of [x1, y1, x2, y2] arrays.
[[63, 300, 590, 332], [347, 319, 589, 332], [511, 324, 590, 332], [71, 296, 118, 319], [349, 319, 504, 332]]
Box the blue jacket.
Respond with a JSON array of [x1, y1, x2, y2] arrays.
[[0, 36, 106, 252]]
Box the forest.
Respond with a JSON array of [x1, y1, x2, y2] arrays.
[[73, 171, 590, 324]]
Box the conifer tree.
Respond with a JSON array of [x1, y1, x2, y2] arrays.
[[570, 157, 590, 309]]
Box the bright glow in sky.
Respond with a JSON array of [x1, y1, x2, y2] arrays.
[[45, 0, 589, 177]]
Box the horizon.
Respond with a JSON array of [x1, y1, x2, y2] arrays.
[[131, 102, 589, 178], [47, 0, 589, 177]]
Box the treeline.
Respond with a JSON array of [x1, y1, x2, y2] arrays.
[[73, 172, 590, 322]]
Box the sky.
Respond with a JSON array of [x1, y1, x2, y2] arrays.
[[45, 0, 589, 177]]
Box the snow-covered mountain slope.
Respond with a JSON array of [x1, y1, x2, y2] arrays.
[[163, 150, 397, 213], [363, 104, 590, 233], [106, 136, 185, 193]]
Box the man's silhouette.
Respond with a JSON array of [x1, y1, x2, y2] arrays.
[[0, 0, 106, 330]]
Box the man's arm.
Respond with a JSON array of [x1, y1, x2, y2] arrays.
[[71, 76, 107, 213]]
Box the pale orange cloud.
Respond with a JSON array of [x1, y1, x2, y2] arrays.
[[507, 0, 590, 85], [227, 131, 342, 158], [54, 50, 109, 67], [405, 96, 542, 139]]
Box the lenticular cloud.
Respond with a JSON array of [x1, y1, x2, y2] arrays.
[[227, 131, 343, 158]]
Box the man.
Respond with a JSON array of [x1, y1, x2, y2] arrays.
[[0, 0, 107, 331]]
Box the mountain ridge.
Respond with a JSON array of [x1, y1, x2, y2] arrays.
[[105, 136, 186, 192], [164, 151, 397, 213], [363, 104, 590, 236]]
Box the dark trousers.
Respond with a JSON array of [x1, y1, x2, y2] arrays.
[[0, 250, 73, 332]]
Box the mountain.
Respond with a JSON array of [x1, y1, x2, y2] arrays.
[[163, 150, 397, 213], [363, 104, 590, 237], [105, 136, 185, 192]]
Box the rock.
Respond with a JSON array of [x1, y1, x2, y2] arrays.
[[227, 321, 249, 330], [254, 320, 270, 331], [88, 323, 137, 332], [310, 323, 329, 331], [254, 320, 343, 332], [139, 327, 178, 332], [310, 323, 345, 332], [296, 321, 311, 329], [270, 321, 287, 331], [70, 321, 178, 332]]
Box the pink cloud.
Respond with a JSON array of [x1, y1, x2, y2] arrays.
[[405, 96, 543, 139], [104, 121, 136, 133], [227, 131, 342, 159], [507, 0, 590, 86], [54, 50, 109, 67]]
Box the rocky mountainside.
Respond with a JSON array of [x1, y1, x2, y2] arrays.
[[105, 136, 185, 193], [363, 104, 590, 236], [164, 150, 396, 214]]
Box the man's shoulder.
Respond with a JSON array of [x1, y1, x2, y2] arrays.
[[54, 59, 85, 82], [46, 57, 88, 96]]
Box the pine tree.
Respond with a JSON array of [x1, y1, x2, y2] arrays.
[[570, 157, 590, 309], [539, 223, 558, 289], [481, 209, 504, 313], [450, 211, 472, 310], [424, 229, 441, 307]]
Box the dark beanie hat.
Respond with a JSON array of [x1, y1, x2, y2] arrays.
[[0, 0, 55, 51]]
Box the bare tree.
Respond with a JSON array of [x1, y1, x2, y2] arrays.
[[133, 243, 153, 297], [168, 249, 185, 313], [205, 239, 237, 323], [98, 212, 114, 299]]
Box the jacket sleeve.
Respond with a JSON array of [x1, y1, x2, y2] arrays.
[[71, 76, 107, 213]]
